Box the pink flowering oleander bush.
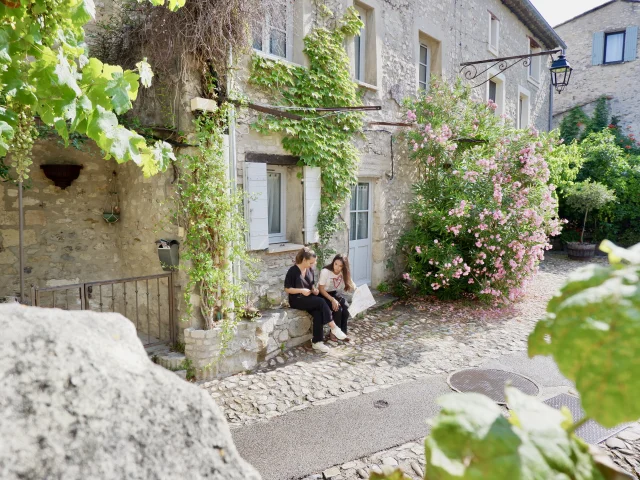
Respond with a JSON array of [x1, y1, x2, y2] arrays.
[[399, 80, 563, 303]]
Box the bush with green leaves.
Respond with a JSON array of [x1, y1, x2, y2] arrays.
[[565, 180, 617, 244], [399, 79, 562, 303], [1, 0, 181, 180], [375, 240, 640, 480]]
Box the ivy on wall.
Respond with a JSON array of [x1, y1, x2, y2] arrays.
[[249, 7, 364, 261], [177, 102, 255, 352]]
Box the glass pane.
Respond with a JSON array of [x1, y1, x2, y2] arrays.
[[355, 35, 362, 80], [350, 213, 357, 241], [519, 98, 523, 128], [357, 212, 368, 240], [488, 81, 497, 102], [252, 23, 263, 51], [270, 29, 286, 58], [605, 32, 624, 62], [350, 185, 357, 211], [270, 2, 287, 31], [419, 81, 427, 91], [357, 183, 369, 211], [420, 45, 428, 64], [268, 173, 281, 234], [419, 64, 427, 84]]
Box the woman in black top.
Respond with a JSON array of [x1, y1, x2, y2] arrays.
[[284, 248, 348, 353]]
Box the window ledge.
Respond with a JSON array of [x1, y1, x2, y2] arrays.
[[267, 242, 305, 254], [355, 80, 379, 91], [487, 45, 499, 56], [252, 50, 306, 69], [527, 76, 541, 89]]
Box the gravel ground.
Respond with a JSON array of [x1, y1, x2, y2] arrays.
[[200, 255, 639, 479]]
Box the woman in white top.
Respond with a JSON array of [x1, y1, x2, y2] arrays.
[[318, 254, 356, 342]]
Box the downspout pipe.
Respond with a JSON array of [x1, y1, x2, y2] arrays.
[[227, 47, 241, 283]]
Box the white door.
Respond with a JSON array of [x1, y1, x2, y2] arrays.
[[349, 182, 372, 286]]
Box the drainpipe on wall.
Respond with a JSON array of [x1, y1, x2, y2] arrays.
[[227, 47, 241, 284], [548, 79, 554, 132], [18, 180, 24, 304]]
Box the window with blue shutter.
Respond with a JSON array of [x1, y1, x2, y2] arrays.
[[624, 26, 638, 62], [592, 31, 604, 65]]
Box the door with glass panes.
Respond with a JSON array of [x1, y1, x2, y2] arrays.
[[349, 182, 372, 286]]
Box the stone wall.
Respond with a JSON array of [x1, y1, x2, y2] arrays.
[[184, 308, 312, 380], [553, 1, 640, 133]]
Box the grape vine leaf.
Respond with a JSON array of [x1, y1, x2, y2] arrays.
[[422, 388, 604, 479], [529, 241, 640, 427]]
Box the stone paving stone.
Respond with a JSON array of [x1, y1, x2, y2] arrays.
[[201, 255, 640, 478]]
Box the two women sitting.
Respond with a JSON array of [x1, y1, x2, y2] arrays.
[[284, 248, 355, 353]]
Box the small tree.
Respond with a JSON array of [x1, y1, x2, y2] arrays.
[[565, 180, 617, 243]]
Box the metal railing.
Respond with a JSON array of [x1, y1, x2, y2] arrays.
[[31, 273, 175, 347]]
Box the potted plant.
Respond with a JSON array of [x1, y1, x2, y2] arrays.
[[564, 180, 616, 260]]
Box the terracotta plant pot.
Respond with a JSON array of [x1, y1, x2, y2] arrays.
[[566, 242, 596, 261]]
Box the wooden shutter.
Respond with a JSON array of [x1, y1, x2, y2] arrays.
[[624, 26, 638, 62], [592, 31, 604, 65], [303, 166, 321, 245], [244, 162, 269, 251]]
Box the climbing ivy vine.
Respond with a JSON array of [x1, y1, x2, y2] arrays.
[[249, 7, 364, 262], [177, 102, 256, 353]]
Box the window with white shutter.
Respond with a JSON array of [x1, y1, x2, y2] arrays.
[[303, 166, 321, 245], [244, 162, 269, 251]]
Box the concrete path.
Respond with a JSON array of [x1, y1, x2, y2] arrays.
[[232, 351, 574, 480]]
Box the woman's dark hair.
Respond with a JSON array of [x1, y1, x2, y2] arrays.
[[295, 247, 317, 264], [323, 254, 354, 292]]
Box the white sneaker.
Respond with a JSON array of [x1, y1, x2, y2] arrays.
[[330, 327, 347, 340], [312, 342, 331, 353]]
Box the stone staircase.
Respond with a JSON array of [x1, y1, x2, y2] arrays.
[[145, 342, 188, 380]]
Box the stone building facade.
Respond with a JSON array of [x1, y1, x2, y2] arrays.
[[233, 0, 565, 305], [553, 0, 640, 131]]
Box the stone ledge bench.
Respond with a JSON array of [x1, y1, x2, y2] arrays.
[[184, 308, 312, 380]]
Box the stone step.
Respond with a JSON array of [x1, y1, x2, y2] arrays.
[[155, 351, 186, 371]]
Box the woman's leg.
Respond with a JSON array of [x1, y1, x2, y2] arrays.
[[330, 292, 350, 334], [290, 295, 332, 343]]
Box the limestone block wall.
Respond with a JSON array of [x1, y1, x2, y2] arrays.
[[0, 141, 123, 302], [184, 308, 312, 380], [553, 1, 640, 134]]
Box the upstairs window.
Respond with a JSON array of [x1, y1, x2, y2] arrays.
[[488, 13, 500, 54], [354, 4, 368, 82], [252, 0, 292, 60], [528, 39, 541, 84], [418, 44, 430, 91], [604, 31, 625, 63], [488, 80, 497, 103]]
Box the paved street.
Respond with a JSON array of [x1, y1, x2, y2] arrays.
[[199, 255, 640, 480]]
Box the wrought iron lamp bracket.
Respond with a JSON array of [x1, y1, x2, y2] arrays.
[[460, 49, 561, 88]]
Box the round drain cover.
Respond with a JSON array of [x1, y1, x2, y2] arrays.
[[447, 368, 539, 404]]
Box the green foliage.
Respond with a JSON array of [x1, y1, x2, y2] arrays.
[[376, 282, 390, 294], [529, 240, 640, 428], [178, 103, 257, 354], [546, 139, 585, 195], [180, 358, 196, 381], [249, 8, 364, 262], [585, 97, 610, 136], [559, 107, 588, 145], [565, 180, 616, 243], [0, 0, 179, 180]]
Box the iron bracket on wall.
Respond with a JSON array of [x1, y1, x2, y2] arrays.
[[460, 49, 561, 88]]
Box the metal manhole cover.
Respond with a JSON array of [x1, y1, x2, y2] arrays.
[[543, 393, 631, 444], [447, 368, 539, 404]]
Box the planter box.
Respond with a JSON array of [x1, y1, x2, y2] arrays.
[[184, 308, 312, 380], [566, 242, 596, 261]]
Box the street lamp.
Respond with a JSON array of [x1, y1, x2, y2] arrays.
[[549, 53, 572, 94]]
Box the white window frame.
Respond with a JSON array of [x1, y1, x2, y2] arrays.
[[267, 166, 287, 244], [418, 43, 430, 91], [488, 13, 500, 55], [252, 0, 294, 62], [486, 70, 505, 119], [354, 4, 367, 82], [528, 41, 542, 86], [517, 86, 531, 129]]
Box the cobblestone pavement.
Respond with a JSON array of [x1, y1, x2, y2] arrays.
[[200, 255, 640, 479]]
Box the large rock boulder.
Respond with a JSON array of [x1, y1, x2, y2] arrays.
[[0, 305, 261, 480]]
